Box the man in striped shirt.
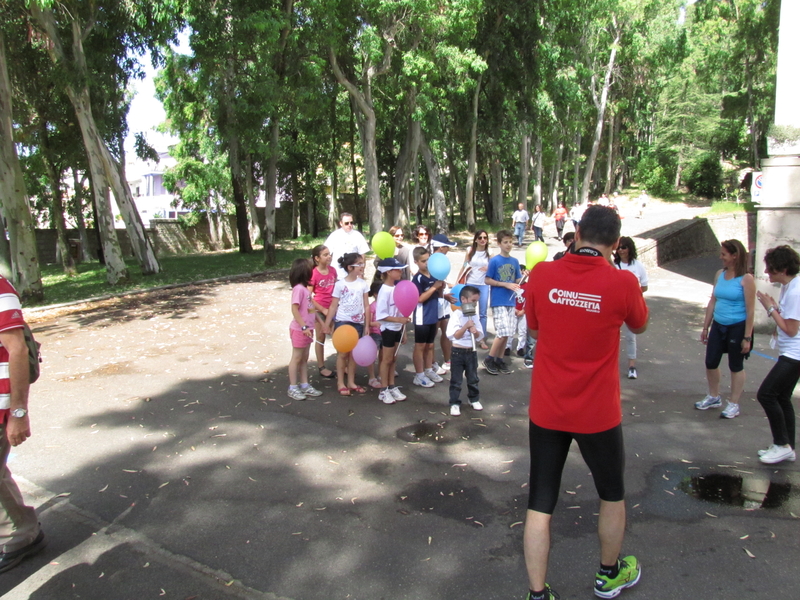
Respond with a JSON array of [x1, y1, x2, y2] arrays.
[[0, 276, 46, 572]]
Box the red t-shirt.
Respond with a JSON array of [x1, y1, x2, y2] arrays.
[[525, 253, 648, 433], [0, 278, 26, 414], [309, 267, 336, 309]]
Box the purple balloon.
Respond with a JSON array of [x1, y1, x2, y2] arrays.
[[352, 335, 378, 367], [394, 280, 420, 317]]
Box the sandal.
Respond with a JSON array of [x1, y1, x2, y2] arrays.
[[338, 387, 352, 396], [349, 386, 367, 394], [368, 378, 382, 389], [319, 368, 336, 379]]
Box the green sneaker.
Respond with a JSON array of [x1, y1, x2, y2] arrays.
[[594, 556, 641, 598], [526, 584, 559, 600]]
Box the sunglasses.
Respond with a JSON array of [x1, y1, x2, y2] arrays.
[[353, 263, 365, 268], [477, 236, 488, 240], [619, 245, 629, 250], [342, 221, 353, 225], [394, 233, 404, 238]]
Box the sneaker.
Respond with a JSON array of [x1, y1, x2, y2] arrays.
[[594, 556, 641, 599], [413, 374, 435, 388], [439, 361, 451, 373], [389, 386, 407, 402], [287, 387, 306, 401], [0, 530, 46, 574], [450, 404, 461, 416], [517, 348, 525, 357], [759, 444, 796, 464], [471, 400, 483, 411], [720, 402, 740, 419], [526, 584, 559, 600], [695, 394, 721, 410], [627, 367, 637, 379], [300, 385, 323, 397], [496, 359, 512, 374], [483, 356, 499, 375], [524, 359, 533, 369], [504, 347, 511, 356], [424, 368, 444, 383], [379, 389, 396, 404]]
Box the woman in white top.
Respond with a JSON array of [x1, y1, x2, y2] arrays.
[[614, 237, 648, 379], [755, 245, 800, 465], [456, 230, 492, 349], [530, 205, 545, 242]]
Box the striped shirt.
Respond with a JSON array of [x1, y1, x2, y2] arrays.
[[0, 278, 26, 410]]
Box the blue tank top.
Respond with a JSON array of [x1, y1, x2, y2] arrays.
[[713, 274, 746, 325]]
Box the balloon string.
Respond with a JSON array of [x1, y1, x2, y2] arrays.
[[395, 324, 405, 356]]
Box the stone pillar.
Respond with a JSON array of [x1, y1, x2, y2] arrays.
[[755, 0, 800, 331]]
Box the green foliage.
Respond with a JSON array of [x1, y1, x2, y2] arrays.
[[632, 150, 675, 199], [685, 152, 722, 199]]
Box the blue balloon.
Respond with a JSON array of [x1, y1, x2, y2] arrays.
[[450, 284, 465, 307], [428, 252, 451, 281]]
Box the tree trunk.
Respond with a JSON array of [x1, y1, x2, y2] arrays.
[[328, 85, 339, 231], [244, 154, 261, 244], [0, 29, 43, 299], [603, 112, 615, 194], [419, 128, 447, 234], [490, 158, 503, 225], [0, 216, 11, 279], [550, 137, 564, 211], [72, 169, 93, 262], [533, 137, 543, 211], [518, 129, 531, 209], [392, 117, 419, 228], [580, 29, 620, 204], [349, 102, 362, 227], [263, 119, 279, 266], [291, 169, 300, 238], [464, 73, 483, 232], [38, 122, 76, 274], [572, 132, 582, 206]]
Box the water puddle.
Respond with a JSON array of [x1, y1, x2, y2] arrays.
[[679, 472, 798, 510]]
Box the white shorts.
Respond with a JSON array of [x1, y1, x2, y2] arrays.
[[492, 306, 516, 338]]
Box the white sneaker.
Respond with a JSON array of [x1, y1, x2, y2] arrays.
[[424, 368, 443, 383], [413, 374, 435, 388], [389, 387, 407, 402], [450, 404, 461, 416], [300, 385, 323, 397], [759, 444, 796, 464], [287, 387, 306, 401], [471, 401, 483, 411], [695, 395, 722, 410], [439, 361, 451, 373], [720, 402, 740, 419], [757, 445, 796, 459], [379, 389, 396, 404]]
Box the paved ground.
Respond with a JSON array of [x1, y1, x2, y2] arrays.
[[4, 202, 799, 600]]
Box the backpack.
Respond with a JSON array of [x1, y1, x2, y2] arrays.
[[22, 323, 42, 384]]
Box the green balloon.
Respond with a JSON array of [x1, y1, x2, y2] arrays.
[[372, 231, 395, 259], [525, 241, 548, 269]]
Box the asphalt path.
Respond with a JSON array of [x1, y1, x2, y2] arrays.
[[4, 206, 799, 600]]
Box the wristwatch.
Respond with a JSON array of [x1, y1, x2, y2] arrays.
[[301, 325, 309, 331], [767, 306, 780, 317], [10, 408, 27, 418], [743, 336, 752, 342]]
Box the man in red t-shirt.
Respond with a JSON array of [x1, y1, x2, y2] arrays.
[[521, 206, 648, 600], [0, 277, 46, 572]]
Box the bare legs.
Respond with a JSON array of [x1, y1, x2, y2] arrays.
[[524, 500, 626, 592], [706, 367, 745, 403]]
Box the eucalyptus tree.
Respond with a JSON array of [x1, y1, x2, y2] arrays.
[[0, 24, 42, 299], [26, 1, 178, 282]]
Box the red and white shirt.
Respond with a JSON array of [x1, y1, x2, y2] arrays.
[[0, 277, 26, 410], [525, 253, 648, 433]]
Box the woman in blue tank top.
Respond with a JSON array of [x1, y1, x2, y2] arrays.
[[696, 239, 755, 418]]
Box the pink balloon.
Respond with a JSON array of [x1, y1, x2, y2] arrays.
[[352, 335, 378, 367], [394, 280, 420, 317]]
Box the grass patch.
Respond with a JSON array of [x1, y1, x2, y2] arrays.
[[703, 201, 751, 215], [29, 246, 311, 308]]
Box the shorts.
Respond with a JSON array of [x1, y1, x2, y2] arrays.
[[705, 319, 749, 373], [381, 328, 403, 348], [370, 332, 382, 349], [437, 298, 451, 320], [290, 327, 313, 348], [491, 305, 516, 338], [414, 323, 437, 344], [334, 320, 364, 337], [528, 421, 625, 514]]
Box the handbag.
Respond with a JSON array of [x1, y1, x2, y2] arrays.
[[457, 266, 471, 285]]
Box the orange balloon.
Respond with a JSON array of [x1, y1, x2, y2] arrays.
[[332, 324, 359, 353]]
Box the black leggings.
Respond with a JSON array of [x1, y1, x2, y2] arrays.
[[528, 421, 625, 514], [757, 356, 800, 448]]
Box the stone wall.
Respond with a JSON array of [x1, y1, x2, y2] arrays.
[[636, 212, 753, 271]]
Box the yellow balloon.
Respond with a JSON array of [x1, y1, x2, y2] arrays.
[[526, 241, 548, 269], [372, 231, 395, 259]]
